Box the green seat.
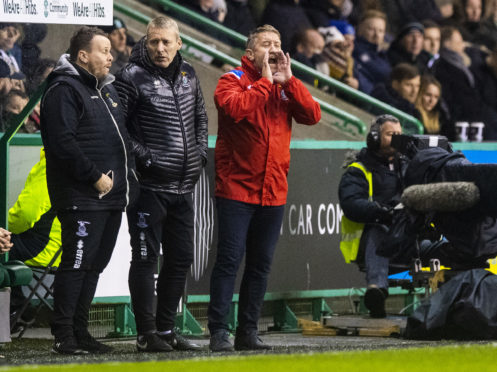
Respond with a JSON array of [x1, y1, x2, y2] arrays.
[[3, 260, 33, 287]]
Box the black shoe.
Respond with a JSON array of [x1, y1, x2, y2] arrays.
[[364, 287, 388, 318], [136, 333, 173, 352], [52, 336, 89, 355], [209, 330, 234, 352], [75, 330, 113, 354], [234, 331, 271, 351], [158, 330, 202, 351]]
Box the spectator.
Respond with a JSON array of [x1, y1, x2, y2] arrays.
[[472, 43, 497, 126], [318, 23, 359, 89], [114, 16, 206, 353], [188, 0, 227, 23], [21, 24, 48, 80], [422, 20, 442, 68], [208, 25, 320, 352], [25, 59, 56, 95], [371, 63, 421, 119], [0, 23, 21, 75], [247, 0, 270, 23], [0, 89, 28, 132], [262, 0, 313, 52], [415, 74, 455, 139], [99, 17, 131, 75], [458, 0, 484, 41], [223, 0, 256, 36], [432, 26, 497, 138], [436, 0, 456, 21], [387, 22, 432, 72], [352, 10, 391, 94], [40, 26, 138, 355], [292, 28, 325, 70], [338, 114, 405, 318], [0, 59, 14, 99], [473, 0, 497, 48]]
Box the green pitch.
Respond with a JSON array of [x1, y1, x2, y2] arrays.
[[2, 344, 496, 372]]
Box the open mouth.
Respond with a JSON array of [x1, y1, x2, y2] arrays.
[[268, 57, 277, 64]]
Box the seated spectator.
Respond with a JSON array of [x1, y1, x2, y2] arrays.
[[415, 74, 455, 139], [371, 63, 421, 119], [0, 23, 21, 76], [433, 26, 497, 139], [457, 0, 484, 42], [292, 28, 325, 70], [422, 20, 442, 68], [0, 89, 38, 133], [352, 10, 391, 94], [436, 0, 455, 22], [25, 59, 55, 95], [21, 24, 48, 81], [99, 17, 131, 75], [473, 0, 497, 48], [472, 42, 497, 124], [262, 0, 313, 52], [223, 0, 256, 36], [317, 22, 359, 89], [189, 0, 227, 23], [387, 22, 432, 72], [0, 59, 13, 98]]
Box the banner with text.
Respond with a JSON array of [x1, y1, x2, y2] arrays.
[[1, 0, 112, 25]]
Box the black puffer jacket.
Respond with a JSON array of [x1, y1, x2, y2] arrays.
[[114, 38, 208, 194], [40, 54, 138, 211]]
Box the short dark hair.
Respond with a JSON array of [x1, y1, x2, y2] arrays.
[[390, 63, 420, 83], [68, 26, 107, 62], [440, 26, 459, 46]]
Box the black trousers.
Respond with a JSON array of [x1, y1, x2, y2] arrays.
[[51, 210, 121, 339], [127, 189, 194, 334]]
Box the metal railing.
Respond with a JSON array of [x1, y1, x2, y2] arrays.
[[115, 2, 367, 135], [152, 0, 423, 134]]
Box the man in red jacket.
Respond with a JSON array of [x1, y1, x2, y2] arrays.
[[208, 24, 321, 352]]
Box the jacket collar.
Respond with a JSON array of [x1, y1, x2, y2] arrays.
[[130, 36, 183, 81], [241, 55, 261, 80], [51, 53, 115, 90]]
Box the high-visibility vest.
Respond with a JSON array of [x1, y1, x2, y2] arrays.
[[340, 162, 373, 263]]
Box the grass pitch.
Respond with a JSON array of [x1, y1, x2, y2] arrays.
[[2, 343, 496, 372]]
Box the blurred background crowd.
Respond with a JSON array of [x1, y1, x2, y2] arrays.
[[3, 0, 497, 141]]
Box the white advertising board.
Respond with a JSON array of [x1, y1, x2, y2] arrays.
[[0, 0, 113, 25]]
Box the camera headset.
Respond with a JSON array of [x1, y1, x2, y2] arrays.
[[366, 114, 400, 152]]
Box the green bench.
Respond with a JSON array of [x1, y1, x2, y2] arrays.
[[0, 260, 33, 288]]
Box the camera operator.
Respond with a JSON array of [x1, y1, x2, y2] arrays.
[[338, 114, 405, 318]]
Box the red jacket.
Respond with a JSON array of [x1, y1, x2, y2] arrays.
[[214, 56, 321, 206]]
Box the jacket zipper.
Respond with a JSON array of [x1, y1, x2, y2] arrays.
[[169, 77, 188, 192], [97, 85, 130, 209]]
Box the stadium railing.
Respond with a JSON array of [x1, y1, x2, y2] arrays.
[[146, 0, 424, 135]]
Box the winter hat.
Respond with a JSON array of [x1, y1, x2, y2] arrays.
[[396, 22, 424, 41], [329, 20, 355, 36], [99, 17, 126, 34]]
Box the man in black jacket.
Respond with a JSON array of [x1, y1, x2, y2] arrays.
[[40, 26, 138, 355], [338, 115, 405, 318], [114, 16, 207, 353]]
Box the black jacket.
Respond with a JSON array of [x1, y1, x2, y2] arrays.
[[114, 38, 208, 194], [339, 148, 406, 224], [371, 83, 421, 120], [40, 54, 138, 211]]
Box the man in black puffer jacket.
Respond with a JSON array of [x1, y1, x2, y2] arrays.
[[114, 16, 207, 353], [40, 27, 138, 355], [338, 115, 406, 318]]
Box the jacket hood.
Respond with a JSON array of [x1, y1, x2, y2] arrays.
[[50, 53, 115, 89], [129, 36, 183, 77]]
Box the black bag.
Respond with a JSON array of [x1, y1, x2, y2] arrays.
[[406, 269, 497, 340]]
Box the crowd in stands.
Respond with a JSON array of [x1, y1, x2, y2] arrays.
[[176, 0, 497, 141], [0, 18, 134, 133], [3, 0, 497, 140]]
